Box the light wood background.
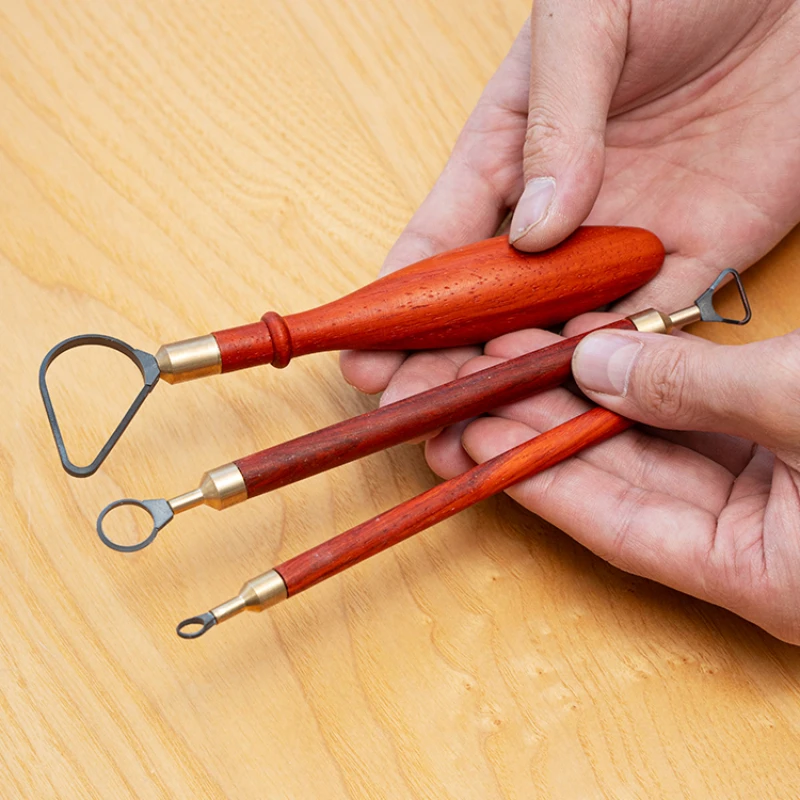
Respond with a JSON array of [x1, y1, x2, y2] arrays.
[[2, 1, 800, 798]]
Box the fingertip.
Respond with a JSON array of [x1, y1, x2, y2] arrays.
[[484, 328, 563, 358], [562, 312, 626, 338], [571, 331, 643, 401], [508, 177, 557, 250], [339, 350, 407, 394], [456, 354, 506, 379], [380, 347, 480, 406], [425, 421, 476, 479], [461, 417, 539, 464]]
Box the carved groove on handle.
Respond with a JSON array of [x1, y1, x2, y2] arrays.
[[212, 227, 664, 373], [262, 311, 293, 368]]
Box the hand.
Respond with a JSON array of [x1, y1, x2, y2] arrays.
[[338, 0, 800, 641], [431, 318, 800, 644], [341, 0, 800, 403]]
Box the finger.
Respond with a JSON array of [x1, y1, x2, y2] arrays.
[[650, 430, 755, 476], [376, 345, 481, 444], [380, 346, 481, 406], [456, 328, 735, 514], [510, 0, 629, 251], [339, 350, 407, 395], [341, 22, 532, 393], [471, 380, 734, 516], [572, 328, 800, 462], [470, 326, 753, 472], [424, 420, 476, 479], [421, 353, 512, 477], [562, 311, 626, 338], [461, 416, 719, 600], [608, 255, 724, 317], [422, 353, 513, 477], [482, 327, 564, 359]]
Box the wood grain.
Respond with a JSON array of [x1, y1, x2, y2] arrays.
[[213, 227, 663, 371], [235, 319, 635, 498], [278, 408, 632, 596], [2, 1, 800, 798]]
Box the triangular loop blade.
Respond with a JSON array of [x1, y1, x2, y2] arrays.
[[694, 269, 752, 326], [39, 334, 160, 477]]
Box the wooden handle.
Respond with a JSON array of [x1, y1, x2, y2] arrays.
[[213, 226, 663, 371], [234, 318, 637, 497], [275, 407, 633, 596]]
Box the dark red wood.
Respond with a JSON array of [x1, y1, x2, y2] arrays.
[[213, 226, 663, 372], [234, 318, 636, 497], [275, 407, 633, 596]]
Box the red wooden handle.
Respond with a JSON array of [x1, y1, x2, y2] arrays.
[[275, 407, 633, 596], [234, 318, 636, 497], [213, 226, 662, 372]]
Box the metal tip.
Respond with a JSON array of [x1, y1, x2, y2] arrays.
[[693, 268, 752, 326], [39, 334, 160, 477], [176, 612, 217, 639], [96, 497, 174, 553]]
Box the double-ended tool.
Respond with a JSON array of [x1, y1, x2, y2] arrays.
[[95, 269, 750, 555], [40, 227, 663, 477], [177, 271, 752, 638]]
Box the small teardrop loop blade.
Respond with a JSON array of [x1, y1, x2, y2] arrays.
[[39, 334, 160, 477], [176, 612, 217, 639]]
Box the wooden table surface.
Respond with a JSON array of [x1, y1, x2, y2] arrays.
[[2, 1, 800, 797]]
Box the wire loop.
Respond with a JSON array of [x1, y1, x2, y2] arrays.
[[39, 334, 160, 477]]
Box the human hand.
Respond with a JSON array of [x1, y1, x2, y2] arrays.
[[341, 0, 800, 406], [426, 318, 800, 644]]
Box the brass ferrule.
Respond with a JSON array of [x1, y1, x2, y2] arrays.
[[628, 305, 703, 334], [628, 308, 672, 334], [211, 570, 288, 623], [169, 463, 247, 514], [155, 335, 221, 384]]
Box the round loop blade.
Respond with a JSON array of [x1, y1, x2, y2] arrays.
[[39, 334, 160, 477], [96, 498, 174, 553]]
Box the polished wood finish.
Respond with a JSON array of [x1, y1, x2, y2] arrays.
[[235, 318, 636, 496], [5, 1, 800, 797], [213, 227, 662, 371], [278, 408, 632, 595]]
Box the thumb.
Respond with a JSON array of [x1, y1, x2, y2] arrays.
[[510, 0, 629, 251], [572, 330, 800, 454]]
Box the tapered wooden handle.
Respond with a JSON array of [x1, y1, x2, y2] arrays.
[[234, 318, 637, 497], [275, 407, 633, 596], [213, 226, 663, 372]]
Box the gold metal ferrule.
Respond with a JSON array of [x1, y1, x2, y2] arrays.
[[155, 334, 222, 384], [628, 304, 702, 335], [169, 463, 247, 514], [210, 570, 288, 623], [628, 308, 672, 334]]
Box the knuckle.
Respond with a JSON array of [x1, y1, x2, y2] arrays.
[[773, 331, 800, 390], [744, 333, 800, 444], [523, 111, 566, 164], [523, 105, 604, 175], [637, 346, 693, 423]]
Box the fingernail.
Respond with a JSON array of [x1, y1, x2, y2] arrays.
[[509, 177, 556, 243], [573, 333, 643, 396]]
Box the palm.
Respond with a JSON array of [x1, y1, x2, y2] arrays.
[[429, 323, 800, 644], [343, 2, 800, 396], [591, 12, 800, 313], [340, 3, 800, 640], [513, 0, 800, 312]]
